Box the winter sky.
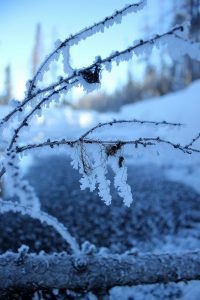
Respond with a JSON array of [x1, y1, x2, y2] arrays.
[[0, 0, 172, 100]]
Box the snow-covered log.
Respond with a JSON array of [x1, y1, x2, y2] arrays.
[[0, 251, 199, 292]]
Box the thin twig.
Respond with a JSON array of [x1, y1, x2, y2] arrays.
[[15, 136, 199, 155], [79, 119, 183, 140], [185, 132, 200, 148], [7, 80, 77, 151]]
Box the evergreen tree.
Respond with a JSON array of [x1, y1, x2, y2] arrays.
[[5, 65, 12, 103], [0, 65, 12, 104]]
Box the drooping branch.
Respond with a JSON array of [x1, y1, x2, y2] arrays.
[[8, 117, 183, 154], [0, 0, 146, 127], [0, 4, 121, 126], [79, 119, 183, 140], [14, 118, 199, 156], [34, 24, 186, 96], [0, 251, 199, 291], [16, 136, 199, 155], [7, 85, 69, 151], [27, 0, 146, 97], [0, 119, 199, 180], [0, 24, 187, 129], [0, 200, 80, 254]]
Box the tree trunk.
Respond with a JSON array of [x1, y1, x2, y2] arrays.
[[0, 251, 200, 292]]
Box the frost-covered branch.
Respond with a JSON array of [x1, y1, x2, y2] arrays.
[[79, 119, 183, 140], [16, 133, 199, 155], [7, 81, 77, 151], [11, 121, 199, 207], [28, 24, 187, 95], [1, 119, 199, 209], [0, 23, 195, 129], [0, 199, 80, 254], [35, 23, 200, 96], [27, 0, 146, 97], [0, 250, 199, 291]]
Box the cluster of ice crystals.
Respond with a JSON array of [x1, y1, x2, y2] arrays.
[[61, 45, 73, 76], [114, 51, 133, 66], [36, 50, 61, 84], [109, 154, 133, 207], [70, 143, 111, 204], [70, 143, 133, 206], [104, 61, 112, 72], [134, 42, 153, 57], [93, 147, 112, 205]]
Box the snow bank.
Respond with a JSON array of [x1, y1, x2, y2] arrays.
[[120, 79, 200, 148]]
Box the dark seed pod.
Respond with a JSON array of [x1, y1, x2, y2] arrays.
[[106, 145, 117, 156], [80, 65, 101, 84], [106, 142, 123, 156]]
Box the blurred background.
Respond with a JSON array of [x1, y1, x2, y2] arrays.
[[0, 0, 199, 110]]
